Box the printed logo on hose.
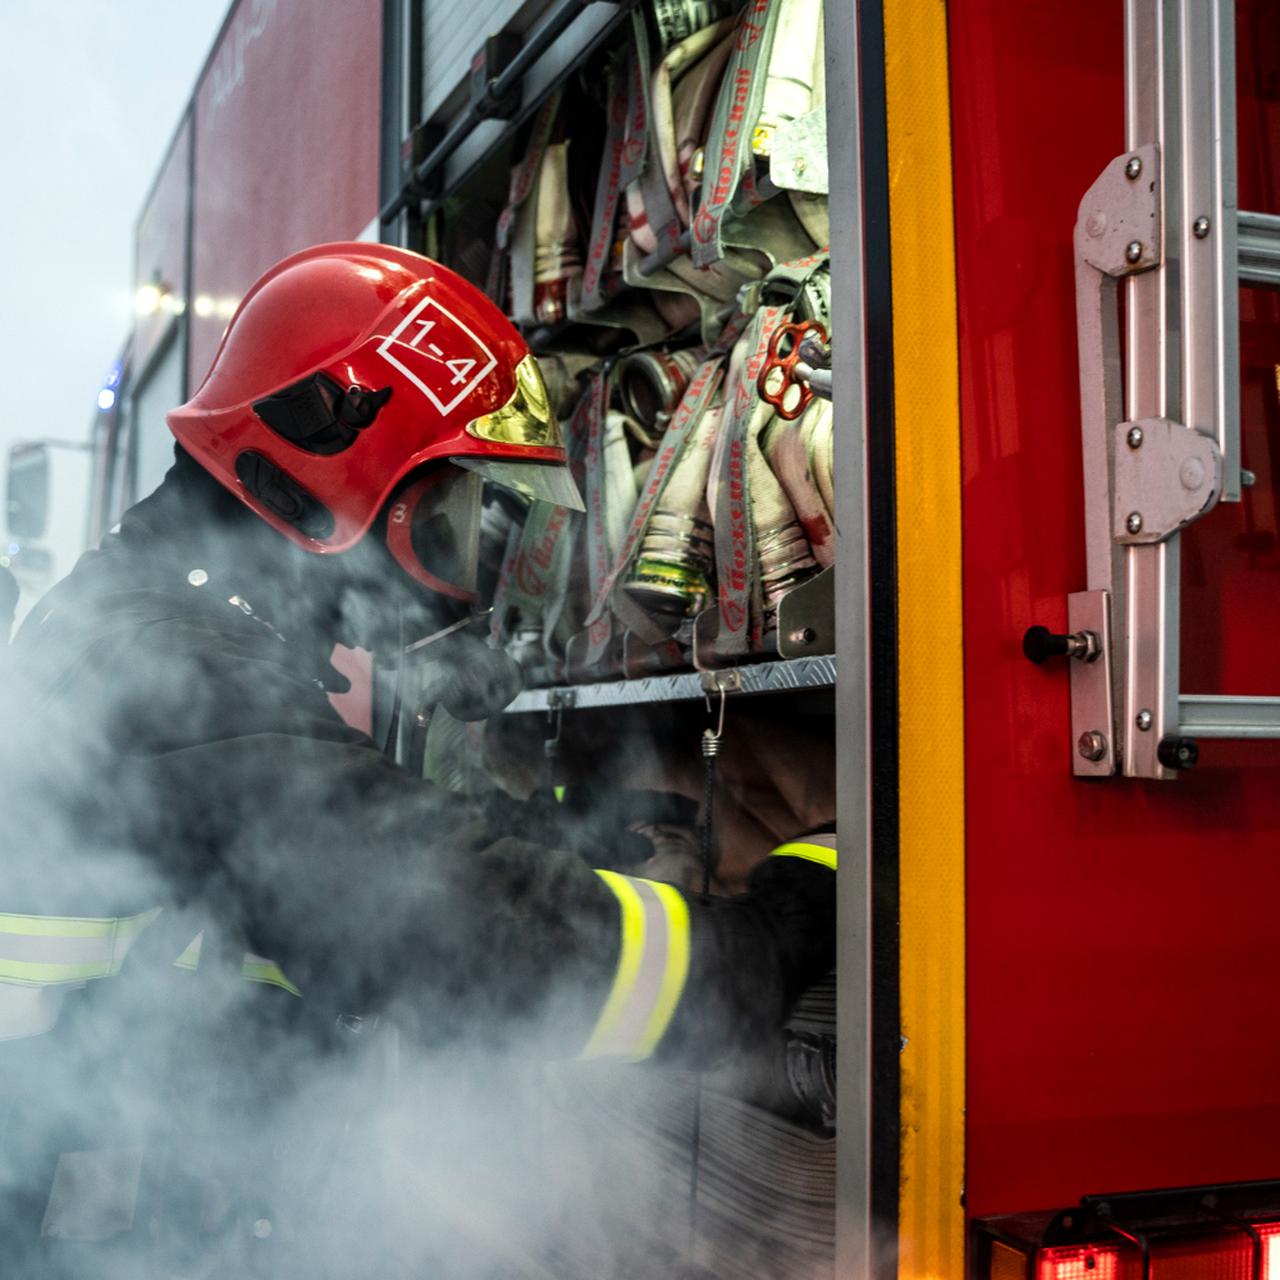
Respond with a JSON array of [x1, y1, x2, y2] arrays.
[[718, 437, 749, 633], [692, 67, 753, 244], [735, 0, 770, 51], [514, 506, 570, 598], [583, 93, 629, 296], [736, 311, 781, 417]]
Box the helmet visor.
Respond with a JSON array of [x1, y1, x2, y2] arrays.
[[453, 457, 585, 511], [385, 467, 483, 601]]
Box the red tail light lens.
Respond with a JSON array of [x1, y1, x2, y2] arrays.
[[1262, 1223, 1280, 1278], [1038, 1246, 1121, 1279], [978, 1213, 1280, 1280]]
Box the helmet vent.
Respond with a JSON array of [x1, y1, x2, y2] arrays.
[[234, 452, 335, 541], [252, 373, 391, 456]]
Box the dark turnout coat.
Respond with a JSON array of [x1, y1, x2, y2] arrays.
[[1, 452, 805, 1060]]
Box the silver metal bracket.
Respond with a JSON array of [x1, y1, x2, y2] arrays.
[[777, 566, 835, 658], [699, 669, 743, 696], [1112, 417, 1221, 544], [1068, 589, 1116, 778], [770, 108, 829, 195], [1075, 144, 1161, 278]]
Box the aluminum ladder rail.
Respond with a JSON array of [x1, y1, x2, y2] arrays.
[[1069, 0, 1280, 779]]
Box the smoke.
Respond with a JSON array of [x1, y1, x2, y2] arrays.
[[0, 458, 838, 1280]]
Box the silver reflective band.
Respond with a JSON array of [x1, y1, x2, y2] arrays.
[[0, 908, 162, 1042], [0, 908, 161, 987], [580, 871, 691, 1062]]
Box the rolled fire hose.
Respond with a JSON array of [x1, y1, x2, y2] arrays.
[[622, 399, 724, 623], [761, 395, 834, 569], [532, 141, 582, 326], [709, 311, 819, 655], [651, 21, 737, 226], [631, 19, 736, 248], [617, 346, 706, 435], [751, 0, 823, 166], [691, 0, 785, 267]]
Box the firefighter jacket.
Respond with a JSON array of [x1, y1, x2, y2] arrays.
[[0, 449, 835, 1064]]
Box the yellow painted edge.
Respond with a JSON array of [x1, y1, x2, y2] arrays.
[[882, 1, 967, 1277]]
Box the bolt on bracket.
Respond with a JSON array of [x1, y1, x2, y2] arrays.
[[1112, 417, 1222, 544], [1076, 144, 1161, 278]]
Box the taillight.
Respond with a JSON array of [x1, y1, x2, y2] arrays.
[[1262, 1224, 1280, 1277], [1037, 1246, 1122, 1279], [973, 1181, 1280, 1280]]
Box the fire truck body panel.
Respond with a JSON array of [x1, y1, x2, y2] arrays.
[[188, 0, 383, 386], [953, 0, 1280, 1222]]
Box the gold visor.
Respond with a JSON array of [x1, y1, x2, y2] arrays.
[[466, 354, 564, 450]]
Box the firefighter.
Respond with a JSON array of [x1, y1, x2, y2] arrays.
[[1, 241, 834, 1066]]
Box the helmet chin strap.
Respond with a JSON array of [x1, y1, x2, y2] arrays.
[[403, 607, 492, 656]]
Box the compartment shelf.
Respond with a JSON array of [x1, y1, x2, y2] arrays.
[[502, 655, 837, 713]]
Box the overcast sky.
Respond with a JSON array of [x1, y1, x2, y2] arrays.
[[0, 0, 228, 578]]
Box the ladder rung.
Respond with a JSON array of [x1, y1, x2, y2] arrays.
[[1179, 693, 1280, 739], [1239, 210, 1280, 288]]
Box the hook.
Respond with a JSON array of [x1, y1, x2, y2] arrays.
[[546, 699, 565, 751], [702, 679, 729, 759]]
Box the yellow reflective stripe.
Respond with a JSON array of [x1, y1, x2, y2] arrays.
[[172, 932, 203, 971], [771, 839, 838, 870], [581, 871, 690, 1061], [241, 955, 302, 998], [0, 960, 119, 987], [0, 908, 160, 939], [582, 870, 647, 1058], [640, 881, 690, 1058], [171, 934, 301, 997], [0, 908, 162, 986]]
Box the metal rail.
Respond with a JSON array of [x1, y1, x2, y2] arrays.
[[1178, 695, 1280, 739], [381, 0, 637, 225], [1238, 211, 1280, 289], [501, 655, 837, 714]]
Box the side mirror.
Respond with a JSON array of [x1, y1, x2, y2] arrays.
[[6, 443, 50, 541]]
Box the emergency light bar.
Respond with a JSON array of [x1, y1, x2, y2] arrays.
[[972, 1180, 1280, 1280]]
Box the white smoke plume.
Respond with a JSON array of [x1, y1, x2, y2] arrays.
[[0, 461, 838, 1280]]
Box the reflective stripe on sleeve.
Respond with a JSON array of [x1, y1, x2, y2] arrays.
[[172, 933, 301, 998], [0, 908, 161, 987], [240, 954, 302, 997], [580, 871, 690, 1062], [770, 833, 838, 870], [172, 931, 204, 971]]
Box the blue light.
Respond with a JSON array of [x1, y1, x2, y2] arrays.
[[98, 388, 116, 411], [7, 543, 19, 557], [106, 364, 121, 388]]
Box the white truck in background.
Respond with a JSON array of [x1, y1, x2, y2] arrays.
[[3, 433, 93, 624]]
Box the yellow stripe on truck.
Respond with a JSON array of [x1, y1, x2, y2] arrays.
[[882, 0, 968, 1272]]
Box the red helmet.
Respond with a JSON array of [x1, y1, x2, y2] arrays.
[[169, 242, 581, 600]]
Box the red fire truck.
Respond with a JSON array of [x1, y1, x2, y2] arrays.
[[14, 0, 1280, 1275]]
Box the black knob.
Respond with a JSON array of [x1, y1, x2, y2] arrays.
[[1023, 625, 1072, 664], [1157, 736, 1199, 770]]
